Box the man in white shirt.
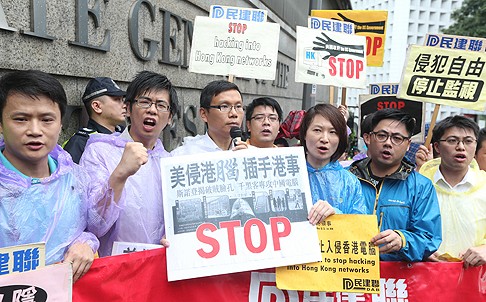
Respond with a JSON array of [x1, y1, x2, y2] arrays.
[[419, 115, 486, 267], [171, 80, 247, 156]]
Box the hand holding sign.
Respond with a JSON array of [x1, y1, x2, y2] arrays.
[[312, 32, 364, 60]]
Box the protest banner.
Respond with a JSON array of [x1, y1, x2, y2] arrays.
[[73, 248, 486, 302], [397, 45, 486, 111], [276, 215, 380, 293], [295, 26, 366, 88], [0, 263, 71, 302], [311, 10, 388, 67], [418, 34, 486, 146], [307, 16, 355, 105], [359, 94, 424, 139], [160, 147, 320, 281], [188, 16, 280, 80], [209, 5, 267, 22], [425, 33, 486, 52], [0, 243, 45, 275]]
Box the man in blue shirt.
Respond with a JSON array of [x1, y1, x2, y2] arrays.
[[0, 70, 99, 281]]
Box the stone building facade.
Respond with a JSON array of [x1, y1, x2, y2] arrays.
[[0, 0, 347, 150]]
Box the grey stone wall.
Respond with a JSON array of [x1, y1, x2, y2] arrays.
[[0, 0, 312, 151]]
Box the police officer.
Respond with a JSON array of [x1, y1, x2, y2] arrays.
[[63, 77, 126, 163]]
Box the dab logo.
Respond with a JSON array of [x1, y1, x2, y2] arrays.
[[343, 278, 355, 290]]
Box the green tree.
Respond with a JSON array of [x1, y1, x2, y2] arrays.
[[442, 0, 486, 38]]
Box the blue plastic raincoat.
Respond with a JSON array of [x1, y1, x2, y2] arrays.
[[0, 142, 99, 264], [307, 161, 366, 214], [348, 157, 442, 261]]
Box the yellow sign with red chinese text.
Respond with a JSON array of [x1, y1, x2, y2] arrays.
[[311, 10, 388, 67], [276, 215, 380, 293], [397, 45, 486, 111]]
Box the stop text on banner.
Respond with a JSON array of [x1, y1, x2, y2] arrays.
[[188, 16, 280, 80], [360, 93, 425, 142], [295, 26, 367, 88], [311, 10, 388, 67], [160, 147, 321, 281]]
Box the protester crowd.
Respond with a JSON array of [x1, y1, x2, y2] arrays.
[[0, 69, 484, 284]]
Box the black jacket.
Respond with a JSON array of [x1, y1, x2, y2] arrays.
[[63, 119, 123, 164]]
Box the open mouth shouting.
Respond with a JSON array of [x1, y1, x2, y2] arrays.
[[261, 128, 273, 136], [317, 145, 329, 153], [143, 117, 157, 131], [454, 153, 467, 163], [381, 149, 393, 160]]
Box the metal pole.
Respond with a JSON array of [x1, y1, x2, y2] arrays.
[[302, 0, 322, 110]]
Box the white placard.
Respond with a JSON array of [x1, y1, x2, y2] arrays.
[[295, 26, 367, 88], [189, 16, 280, 80], [162, 147, 321, 281]]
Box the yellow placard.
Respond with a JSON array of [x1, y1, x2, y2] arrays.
[[397, 45, 486, 111], [311, 10, 388, 67], [276, 215, 380, 293], [0, 242, 45, 275]]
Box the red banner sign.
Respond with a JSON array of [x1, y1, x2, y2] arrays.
[[73, 248, 486, 302]]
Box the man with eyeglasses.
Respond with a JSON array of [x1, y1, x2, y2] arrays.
[[80, 71, 179, 256], [63, 77, 126, 163], [348, 109, 441, 262], [245, 97, 283, 148], [419, 116, 486, 268], [171, 80, 247, 156]]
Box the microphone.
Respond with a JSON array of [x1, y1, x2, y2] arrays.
[[230, 126, 243, 149]]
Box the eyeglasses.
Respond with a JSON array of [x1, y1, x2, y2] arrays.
[[370, 131, 410, 146], [251, 114, 279, 123], [439, 136, 477, 146], [135, 97, 170, 112], [207, 104, 244, 113]]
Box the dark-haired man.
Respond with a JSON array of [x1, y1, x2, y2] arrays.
[[349, 108, 441, 262], [81, 71, 179, 256], [0, 70, 99, 281], [420, 116, 486, 267], [245, 97, 283, 148], [475, 128, 486, 171], [171, 80, 246, 156], [63, 77, 126, 163]]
